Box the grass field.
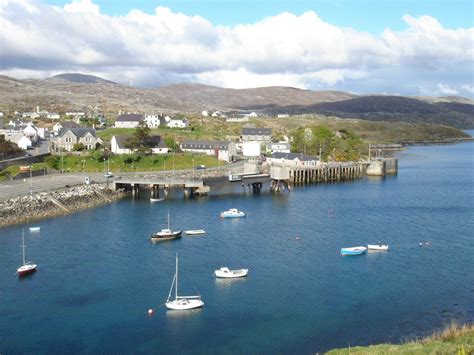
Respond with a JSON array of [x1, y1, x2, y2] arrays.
[[0, 163, 48, 182], [326, 322, 474, 354], [42, 152, 222, 173]]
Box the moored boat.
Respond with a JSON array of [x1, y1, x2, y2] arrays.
[[165, 253, 204, 310], [341, 246, 367, 256], [150, 197, 165, 202], [29, 227, 40, 232], [184, 230, 206, 235], [17, 230, 37, 277], [214, 267, 248, 278], [150, 211, 182, 241], [367, 244, 389, 251], [220, 208, 246, 218]]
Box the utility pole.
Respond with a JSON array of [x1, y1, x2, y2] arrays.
[[368, 144, 371, 162], [61, 151, 64, 173], [29, 165, 33, 197], [192, 158, 194, 180], [82, 159, 85, 185]]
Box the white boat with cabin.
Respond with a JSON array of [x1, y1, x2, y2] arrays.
[[367, 244, 389, 251], [220, 208, 246, 218], [165, 253, 204, 310], [17, 230, 37, 276], [150, 211, 182, 241], [214, 267, 248, 278]]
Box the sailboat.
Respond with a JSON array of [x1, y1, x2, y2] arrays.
[[17, 230, 37, 276], [150, 211, 182, 241], [165, 253, 204, 310]]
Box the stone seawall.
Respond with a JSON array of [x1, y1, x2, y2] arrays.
[[0, 185, 127, 228]]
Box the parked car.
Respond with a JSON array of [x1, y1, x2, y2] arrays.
[[104, 172, 113, 178], [194, 165, 206, 170]]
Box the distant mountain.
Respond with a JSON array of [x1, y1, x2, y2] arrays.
[[46, 73, 117, 85], [262, 96, 474, 129], [0, 74, 472, 129]]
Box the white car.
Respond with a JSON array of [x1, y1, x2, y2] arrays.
[[104, 172, 113, 178]]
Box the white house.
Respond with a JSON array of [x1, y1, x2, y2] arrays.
[[21, 112, 40, 119], [167, 117, 189, 128], [201, 110, 209, 116], [111, 134, 169, 155], [65, 112, 85, 118], [266, 142, 291, 154], [266, 152, 319, 167], [277, 114, 289, 118], [144, 114, 161, 128], [0, 112, 3, 117], [114, 113, 144, 128], [47, 113, 60, 119], [248, 112, 258, 118], [241, 127, 272, 143], [4, 133, 32, 150], [180, 140, 236, 162], [22, 123, 39, 143]]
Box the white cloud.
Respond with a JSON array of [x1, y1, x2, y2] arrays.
[[0, 0, 472, 96], [462, 85, 474, 94]]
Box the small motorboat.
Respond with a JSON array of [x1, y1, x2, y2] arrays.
[[341, 246, 367, 256], [29, 227, 40, 232], [215, 267, 248, 278], [150, 198, 165, 202], [367, 244, 389, 251], [185, 230, 206, 235], [220, 208, 246, 218], [150, 211, 182, 242]]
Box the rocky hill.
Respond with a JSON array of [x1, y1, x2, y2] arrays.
[[0, 74, 472, 129]]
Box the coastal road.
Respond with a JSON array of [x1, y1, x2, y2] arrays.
[[0, 173, 111, 199]]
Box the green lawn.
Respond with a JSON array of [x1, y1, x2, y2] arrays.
[[0, 162, 48, 182], [326, 323, 474, 354], [43, 152, 223, 173]]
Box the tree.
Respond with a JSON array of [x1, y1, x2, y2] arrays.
[[72, 143, 85, 151], [128, 120, 151, 154]]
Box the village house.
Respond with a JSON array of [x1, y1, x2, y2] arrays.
[[266, 141, 291, 154], [144, 114, 162, 128], [110, 134, 168, 155], [52, 128, 102, 152], [46, 113, 60, 119], [226, 116, 249, 123], [4, 132, 32, 150], [167, 117, 189, 128], [114, 113, 144, 128], [180, 140, 236, 162], [266, 152, 320, 167], [241, 127, 272, 143], [21, 112, 40, 119], [22, 123, 39, 143]]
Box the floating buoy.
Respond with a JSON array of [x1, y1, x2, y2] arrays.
[[148, 308, 154, 315], [419, 243, 423, 247], [295, 236, 300, 241]]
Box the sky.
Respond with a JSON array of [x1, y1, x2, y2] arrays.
[[0, 0, 473, 96]]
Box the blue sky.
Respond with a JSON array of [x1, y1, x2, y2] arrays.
[[45, 0, 473, 32], [1, 0, 473, 95]]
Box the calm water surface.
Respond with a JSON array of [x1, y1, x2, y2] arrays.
[[1, 142, 473, 354]]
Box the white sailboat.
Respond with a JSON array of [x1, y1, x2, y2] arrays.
[[17, 230, 37, 276], [150, 211, 182, 241], [165, 253, 204, 310]]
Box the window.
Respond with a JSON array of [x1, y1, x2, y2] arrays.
[[65, 137, 72, 143], [85, 136, 91, 142]]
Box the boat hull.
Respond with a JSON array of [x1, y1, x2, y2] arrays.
[[29, 227, 40, 232], [220, 213, 246, 218], [150, 232, 182, 241], [215, 269, 248, 278], [150, 198, 165, 202], [185, 230, 206, 235], [166, 299, 204, 310], [367, 244, 389, 251], [17, 264, 37, 276], [341, 247, 367, 256]]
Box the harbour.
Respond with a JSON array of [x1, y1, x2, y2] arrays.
[[0, 142, 472, 353]]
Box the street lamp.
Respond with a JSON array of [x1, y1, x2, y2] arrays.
[[192, 158, 194, 180], [29, 165, 33, 197], [82, 159, 85, 185]]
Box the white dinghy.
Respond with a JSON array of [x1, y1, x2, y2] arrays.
[[214, 267, 248, 278], [367, 244, 389, 251]]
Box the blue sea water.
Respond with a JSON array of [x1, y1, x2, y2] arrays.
[[0, 141, 473, 354]]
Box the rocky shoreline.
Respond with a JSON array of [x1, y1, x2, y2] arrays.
[[0, 185, 128, 228]]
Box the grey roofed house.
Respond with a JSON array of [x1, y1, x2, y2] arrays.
[[241, 127, 272, 136], [58, 127, 98, 138], [271, 152, 319, 161], [180, 140, 231, 150], [114, 134, 167, 149], [115, 113, 144, 122]]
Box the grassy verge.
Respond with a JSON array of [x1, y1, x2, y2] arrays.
[[42, 153, 222, 173], [326, 322, 474, 354], [0, 163, 48, 182]]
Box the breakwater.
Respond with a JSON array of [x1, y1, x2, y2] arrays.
[[0, 185, 126, 228]]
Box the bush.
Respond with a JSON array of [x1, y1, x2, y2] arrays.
[[73, 143, 85, 151]]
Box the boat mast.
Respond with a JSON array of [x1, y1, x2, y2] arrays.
[[168, 210, 170, 230], [21, 229, 26, 265], [175, 252, 178, 299]]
